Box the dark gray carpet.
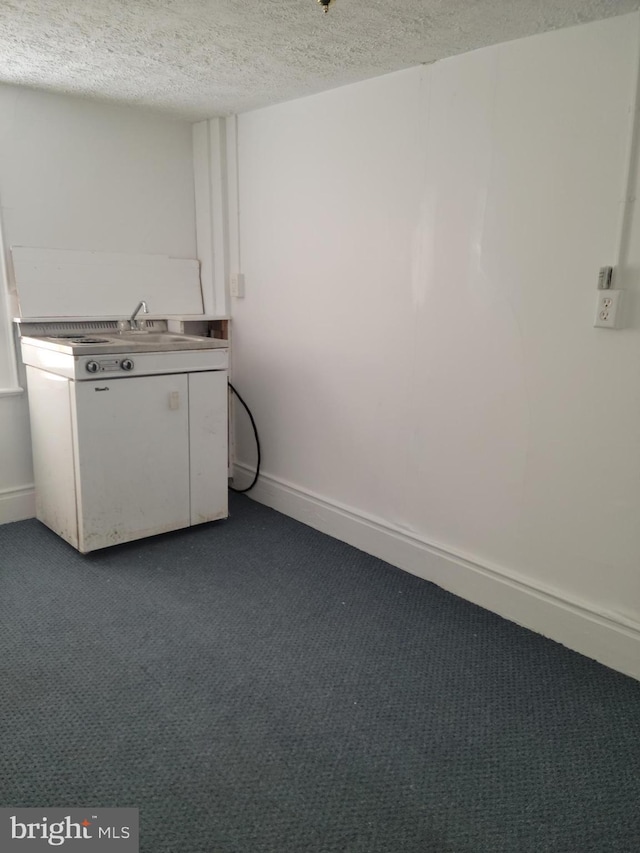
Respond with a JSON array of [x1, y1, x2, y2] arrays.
[[1, 494, 640, 853]]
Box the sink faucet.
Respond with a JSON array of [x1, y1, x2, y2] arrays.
[[129, 300, 149, 330]]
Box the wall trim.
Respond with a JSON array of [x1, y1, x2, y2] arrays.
[[192, 121, 216, 315], [234, 463, 640, 682], [0, 484, 35, 524], [192, 119, 230, 319]]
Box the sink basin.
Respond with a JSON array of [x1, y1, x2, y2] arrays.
[[116, 333, 208, 344], [104, 331, 226, 352]]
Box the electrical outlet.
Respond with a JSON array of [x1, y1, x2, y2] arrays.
[[594, 289, 623, 329], [230, 273, 245, 298]]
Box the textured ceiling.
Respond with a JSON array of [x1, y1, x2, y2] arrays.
[[0, 0, 638, 120]]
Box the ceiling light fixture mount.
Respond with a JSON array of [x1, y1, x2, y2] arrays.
[[317, 0, 335, 13]]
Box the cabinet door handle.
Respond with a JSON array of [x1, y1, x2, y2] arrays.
[[94, 387, 110, 392]]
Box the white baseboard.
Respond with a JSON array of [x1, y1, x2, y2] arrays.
[[233, 463, 640, 682], [0, 484, 35, 524]]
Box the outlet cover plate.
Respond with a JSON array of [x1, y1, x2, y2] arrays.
[[594, 289, 622, 329]]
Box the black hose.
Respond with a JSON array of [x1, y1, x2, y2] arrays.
[[228, 381, 261, 493]]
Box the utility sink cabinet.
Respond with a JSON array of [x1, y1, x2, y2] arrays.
[[24, 349, 229, 553]]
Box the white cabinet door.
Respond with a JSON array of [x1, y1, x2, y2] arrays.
[[26, 367, 79, 549], [189, 370, 228, 524], [72, 374, 190, 552]]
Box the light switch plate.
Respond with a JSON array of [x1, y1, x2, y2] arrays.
[[230, 273, 245, 298]]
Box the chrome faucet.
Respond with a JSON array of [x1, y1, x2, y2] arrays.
[[129, 300, 149, 330]]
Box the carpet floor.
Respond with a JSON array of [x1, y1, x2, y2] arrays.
[[1, 494, 640, 852]]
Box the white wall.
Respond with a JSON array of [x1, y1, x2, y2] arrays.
[[0, 85, 197, 521], [231, 14, 640, 678]]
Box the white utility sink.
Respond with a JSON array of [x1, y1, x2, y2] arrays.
[[105, 332, 225, 352], [116, 332, 210, 344]]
